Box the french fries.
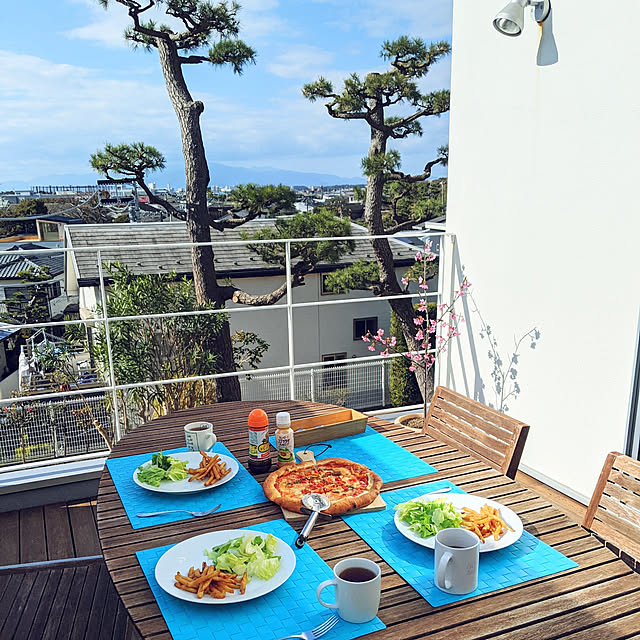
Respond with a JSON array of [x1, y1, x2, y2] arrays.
[[174, 562, 248, 599], [187, 451, 232, 486], [461, 504, 514, 542]]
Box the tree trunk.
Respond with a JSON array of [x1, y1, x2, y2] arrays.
[[156, 39, 240, 402], [363, 91, 428, 401]]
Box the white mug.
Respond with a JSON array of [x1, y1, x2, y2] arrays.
[[434, 527, 479, 595], [316, 557, 381, 623], [184, 421, 216, 452]]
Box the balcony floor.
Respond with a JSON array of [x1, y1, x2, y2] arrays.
[[0, 500, 141, 639]]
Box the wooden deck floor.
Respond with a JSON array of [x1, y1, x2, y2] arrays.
[[0, 500, 140, 640], [0, 500, 101, 565], [0, 561, 141, 640]]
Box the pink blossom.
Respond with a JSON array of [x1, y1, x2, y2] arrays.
[[415, 329, 424, 341], [401, 277, 408, 286], [389, 336, 397, 347], [415, 251, 422, 261], [408, 365, 416, 372], [413, 316, 424, 326], [362, 335, 370, 342], [368, 345, 376, 352], [438, 303, 447, 313], [376, 328, 384, 337]]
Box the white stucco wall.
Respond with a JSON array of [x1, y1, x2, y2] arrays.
[[445, 0, 640, 501]]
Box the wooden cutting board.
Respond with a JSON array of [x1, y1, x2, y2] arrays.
[[279, 449, 386, 520], [281, 493, 386, 521]]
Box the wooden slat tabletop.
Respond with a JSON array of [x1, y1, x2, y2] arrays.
[[96, 400, 640, 640]]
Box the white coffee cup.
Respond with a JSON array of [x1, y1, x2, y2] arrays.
[[434, 527, 479, 595], [316, 557, 381, 623], [184, 421, 216, 452]]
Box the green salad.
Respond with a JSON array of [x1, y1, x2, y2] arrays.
[[204, 534, 281, 581], [136, 451, 188, 487], [395, 498, 463, 538]]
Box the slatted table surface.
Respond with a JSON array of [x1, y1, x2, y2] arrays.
[[97, 400, 640, 640]]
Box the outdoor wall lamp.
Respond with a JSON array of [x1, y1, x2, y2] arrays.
[[493, 0, 551, 37]]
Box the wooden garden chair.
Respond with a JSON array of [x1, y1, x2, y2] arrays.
[[583, 452, 640, 567], [423, 386, 530, 479]]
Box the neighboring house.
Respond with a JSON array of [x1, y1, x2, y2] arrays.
[[64, 220, 424, 406], [0, 244, 70, 320]]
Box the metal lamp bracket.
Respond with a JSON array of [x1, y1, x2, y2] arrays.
[[531, 0, 551, 24]]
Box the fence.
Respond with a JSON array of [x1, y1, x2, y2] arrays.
[[240, 359, 391, 410], [0, 394, 113, 467], [0, 227, 452, 469]]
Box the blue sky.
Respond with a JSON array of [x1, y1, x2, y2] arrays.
[[0, 0, 453, 187]]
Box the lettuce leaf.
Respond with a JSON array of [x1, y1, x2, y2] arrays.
[[136, 452, 188, 486], [395, 498, 463, 538], [204, 534, 281, 582]]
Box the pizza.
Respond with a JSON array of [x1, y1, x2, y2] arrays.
[[263, 457, 383, 515]]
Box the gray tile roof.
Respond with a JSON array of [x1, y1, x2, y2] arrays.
[[66, 220, 417, 285], [0, 245, 64, 281]]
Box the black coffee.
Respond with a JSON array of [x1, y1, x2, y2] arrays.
[[339, 567, 377, 583], [189, 426, 209, 431]]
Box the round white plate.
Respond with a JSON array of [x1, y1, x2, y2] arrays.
[[133, 451, 239, 494], [394, 492, 523, 553], [154, 529, 296, 604]]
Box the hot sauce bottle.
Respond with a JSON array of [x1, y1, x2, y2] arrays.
[[247, 408, 272, 474]]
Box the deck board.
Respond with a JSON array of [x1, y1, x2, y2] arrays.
[[44, 503, 75, 560], [0, 511, 19, 565], [0, 562, 142, 640]]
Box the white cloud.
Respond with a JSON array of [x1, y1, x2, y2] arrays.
[[0, 50, 178, 181], [65, 0, 290, 49], [267, 45, 335, 79]]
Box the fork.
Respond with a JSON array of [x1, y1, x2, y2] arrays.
[[136, 504, 221, 518], [273, 615, 340, 640]]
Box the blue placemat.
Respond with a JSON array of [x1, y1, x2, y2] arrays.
[[137, 518, 386, 640], [106, 442, 269, 530], [343, 481, 578, 607], [269, 425, 437, 483]]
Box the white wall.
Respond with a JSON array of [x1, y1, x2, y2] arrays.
[[227, 272, 396, 369], [445, 0, 640, 501]]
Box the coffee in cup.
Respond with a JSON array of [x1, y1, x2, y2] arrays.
[[184, 421, 216, 452], [316, 557, 381, 623]]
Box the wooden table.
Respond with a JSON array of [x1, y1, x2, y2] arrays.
[[97, 400, 640, 639]]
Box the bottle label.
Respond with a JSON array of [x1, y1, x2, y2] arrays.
[[249, 428, 270, 460], [276, 431, 294, 463]]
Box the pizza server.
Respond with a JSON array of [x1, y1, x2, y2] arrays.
[[295, 492, 331, 548]]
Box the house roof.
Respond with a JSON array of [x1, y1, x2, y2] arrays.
[[0, 245, 64, 281], [0, 326, 20, 342], [66, 220, 417, 286]]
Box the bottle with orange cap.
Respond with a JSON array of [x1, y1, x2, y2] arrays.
[[247, 408, 272, 474]]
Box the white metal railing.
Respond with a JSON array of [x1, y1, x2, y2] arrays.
[[0, 227, 452, 467]]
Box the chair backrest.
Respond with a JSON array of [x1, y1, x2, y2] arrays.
[[583, 452, 640, 562], [423, 386, 530, 479]]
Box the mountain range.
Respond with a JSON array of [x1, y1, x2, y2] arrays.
[[2, 163, 366, 191]]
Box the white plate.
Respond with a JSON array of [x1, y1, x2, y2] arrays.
[[133, 451, 239, 494], [394, 492, 523, 552], [154, 529, 296, 604]]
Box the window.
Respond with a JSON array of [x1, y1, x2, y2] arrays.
[[353, 316, 378, 341], [48, 281, 61, 299], [322, 352, 347, 387], [320, 274, 334, 295]]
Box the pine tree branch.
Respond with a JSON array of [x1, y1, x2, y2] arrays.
[[384, 218, 423, 235], [126, 1, 169, 41], [384, 157, 445, 184], [178, 55, 210, 64]]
